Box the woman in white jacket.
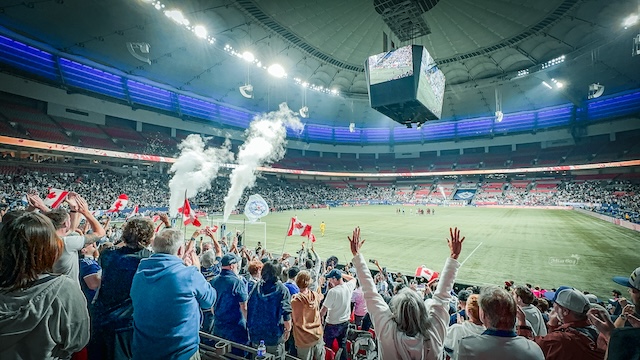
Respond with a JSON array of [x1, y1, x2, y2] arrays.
[[348, 226, 464, 360]]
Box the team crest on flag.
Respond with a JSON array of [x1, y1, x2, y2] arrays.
[[244, 194, 269, 223]]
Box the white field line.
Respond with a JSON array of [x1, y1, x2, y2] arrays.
[[460, 242, 484, 267]]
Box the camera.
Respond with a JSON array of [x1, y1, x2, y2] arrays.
[[368, 259, 376, 264]]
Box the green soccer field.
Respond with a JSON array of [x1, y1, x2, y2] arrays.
[[195, 206, 640, 299]]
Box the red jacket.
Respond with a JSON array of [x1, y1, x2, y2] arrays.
[[517, 320, 605, 360]]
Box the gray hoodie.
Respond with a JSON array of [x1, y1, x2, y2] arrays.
[[0, 274, 90, 360]]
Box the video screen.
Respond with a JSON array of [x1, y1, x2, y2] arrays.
[[367, 45, 413, 85], [416, 47, 446, 119]]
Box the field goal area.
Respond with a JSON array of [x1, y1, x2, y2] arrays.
[[207, 216, 268, 249]]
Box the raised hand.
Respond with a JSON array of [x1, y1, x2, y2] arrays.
[[66, 192, 79, 211], [348, 226, 365, 256], [204, 227, 216, 239], [588, 307, 615, 339], [75, 195, 90, 215], [447, 227, 465, 260]]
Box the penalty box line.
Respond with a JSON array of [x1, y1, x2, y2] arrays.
[[459, 242, 483, 267]]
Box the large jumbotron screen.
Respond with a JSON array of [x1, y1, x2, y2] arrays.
[[367, 45, 414, 85]]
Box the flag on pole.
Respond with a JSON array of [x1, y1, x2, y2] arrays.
[[108, 194, 129, 213], [287, 217, 312, 237], [415, 266, 440, 282], [181, 198, 201, 227], [126, 205, 139, 220], [308, 233, 317, 243], [244, 194, 270, 223], [43, 188, 69, 209]]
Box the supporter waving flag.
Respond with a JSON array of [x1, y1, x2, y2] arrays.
[[43, 188, 69, 209], [107, 194, 128, 213], [126, 204, 139, 220], [180, 198, 201, 227], [287, 217, 312, 237], [415, 265, 439, 282]]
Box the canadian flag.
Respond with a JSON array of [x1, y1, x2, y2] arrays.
[[287, 217, 312, 237], [126, 205, 139, 220], [308, 233, 317, 243], [108, 194, 129, 213], [43, 188, 69, 209], [415, 266, 439, 282], [180, 198, 201, 227]]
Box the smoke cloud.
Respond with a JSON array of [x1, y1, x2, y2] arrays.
[[223, 103, 303, 221], [168, 134, 233, 216]]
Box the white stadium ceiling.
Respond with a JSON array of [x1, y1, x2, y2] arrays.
[[0, 0, 638, 128]]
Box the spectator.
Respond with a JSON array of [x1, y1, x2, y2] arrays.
[[130, 229, 216, 360], [320, 268, 357, 360], [44, 193, 105, 283], [612, 267, 640, 328], [285, 266, 300, 295], [246, 260, 264, 293], [88, 217, 155, 360], [514, 285, 547, 336], [349, 227, 464, 360], [79, 241, 101, 304], [247, 261, 293, 359], [456, 286, 544, 360], [351, 281, 368, 327], [0, 212, 90, 359], [443, 294, 484, 359], [291, 270, 325, 360], [209, 253, 249, 350], [517, 288, 605, 360], [450, 290, 471, 325]]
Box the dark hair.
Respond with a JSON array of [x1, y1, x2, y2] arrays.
[[514, 285, 535, 305], [288, 266, 300, 279], [261, 261, 281, 283], [45, 209, 69, 230], [1, 210, 26, 225], [305, 259, 314, 270], [121, 217, 154, 247], [0, 212, 61, 290]]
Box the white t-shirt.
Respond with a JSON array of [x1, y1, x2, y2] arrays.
[[444, 321, 485, 358], [324, 279, 357, 324], [52, 235, 84, 283]]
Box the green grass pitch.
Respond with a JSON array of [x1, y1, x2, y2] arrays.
[[194, 206, 639, 299]]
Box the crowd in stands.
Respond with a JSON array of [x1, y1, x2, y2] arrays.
[[0, 188, 638, 359]]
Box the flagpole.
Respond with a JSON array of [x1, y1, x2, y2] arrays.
[[281, 218, 290, 256]]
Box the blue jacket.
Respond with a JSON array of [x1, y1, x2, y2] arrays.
[[247, 280, 292, 346], [130, 253, 216, 360]]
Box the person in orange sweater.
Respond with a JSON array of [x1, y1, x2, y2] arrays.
[[291, 270, 326, 360]]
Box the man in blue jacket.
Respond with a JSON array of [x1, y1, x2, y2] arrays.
[[130, 229, 216, 360]]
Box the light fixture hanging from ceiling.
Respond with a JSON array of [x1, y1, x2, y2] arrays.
[[495, 87, 503, 122], [299, 86, 309, 118]]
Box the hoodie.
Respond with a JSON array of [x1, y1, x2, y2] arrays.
[[353, 253, 460, 360], [0, 274, 90, 360], [247, 280, 292, 346], [130, 253, 216, 360], [291, 289, 324, 348]]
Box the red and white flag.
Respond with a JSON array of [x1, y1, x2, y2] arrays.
[[108, 194, 129, 213], [126, 205, 139, 220], [43, 188, 69, 209], [308, 233, 317, 243], [415, 266, 439, 282], [287, 217, 312, 237], [180, 198, 201, 227]]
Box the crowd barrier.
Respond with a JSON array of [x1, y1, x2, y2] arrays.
[[574, 208, 640, 232]]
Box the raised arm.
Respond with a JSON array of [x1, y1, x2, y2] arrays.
[[75, 194, 106, 244]]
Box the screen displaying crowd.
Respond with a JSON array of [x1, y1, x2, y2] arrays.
[[0, 163, 639, 360]]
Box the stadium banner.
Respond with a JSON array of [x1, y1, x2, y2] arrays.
[[478, 205, 573, 210], [453, 189, 477, 201], [3, 135, 640, 179]]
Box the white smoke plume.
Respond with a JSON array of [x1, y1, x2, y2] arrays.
[[223, 103, 304, 221], [168, 134, 233, 216]]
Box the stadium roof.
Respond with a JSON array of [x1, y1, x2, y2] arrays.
[[0, 0, 638, 130]]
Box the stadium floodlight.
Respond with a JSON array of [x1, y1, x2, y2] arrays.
[[194, 25, 207, 39], [588, 83, 605, 99], [165, 10, 189, 26], [542, 81, 553, 89], [551, 78, 564, 89], [267, 64, 286, 78], [623, 14, 638, 29], [541, 55, 565, 69], [517, 69, 529, 77], [239, 84, 253, 99], [242, 51, 255, 62]]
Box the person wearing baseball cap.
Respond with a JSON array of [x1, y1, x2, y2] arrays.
[[612, 267, 640, 328], [517, 288, 606, 360], [320, 268, 356, 360]]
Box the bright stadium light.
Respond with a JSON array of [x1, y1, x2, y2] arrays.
[[551, 78, 564, 89], [194, 25, 207, 39], [165, 10, 189, 26], [623, 14, 638, 29], [242, 51, 255, 62], [267, 64, 286, 78], [542, 81, 553, 89]]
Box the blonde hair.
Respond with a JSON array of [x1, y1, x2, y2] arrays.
[[466, 294, 480, 321], [295, 270, 312, 290]]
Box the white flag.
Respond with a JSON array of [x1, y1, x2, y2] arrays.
[[244, 194, 269, 223]]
